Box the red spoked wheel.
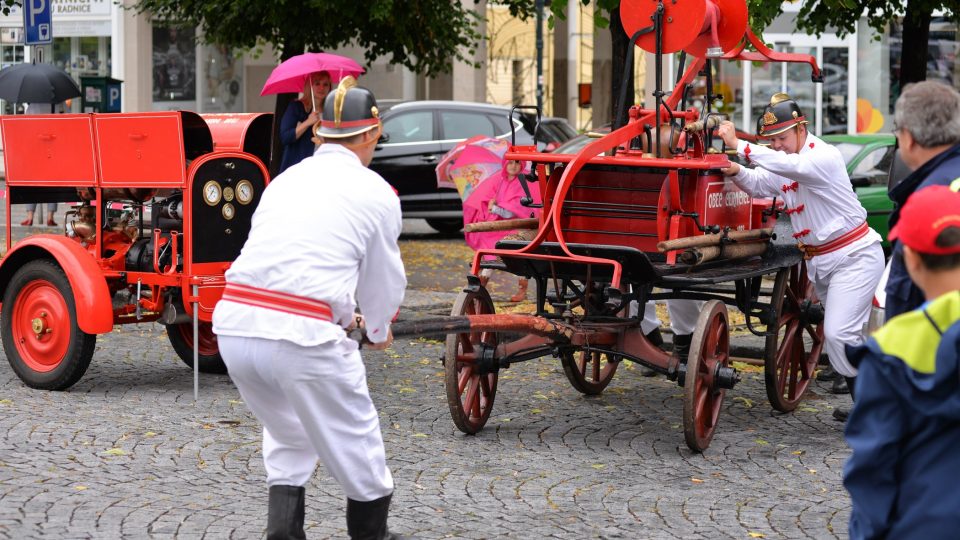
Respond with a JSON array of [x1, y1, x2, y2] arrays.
[[560, 349, 619, 395], [166, 321, 227, 374], [683, 300, 730, 452], [444, 286, 499, 434], [764, 264, 824, 412], [1, 260, 96, 390]]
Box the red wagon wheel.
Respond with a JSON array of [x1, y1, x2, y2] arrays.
[[683, 300, 730, 452], [764, 264, 824, 412], [1, 260, 96, 390], [560, 349, 619, 395], [166, 321, 227, 374], [444, 286, 499, 434]]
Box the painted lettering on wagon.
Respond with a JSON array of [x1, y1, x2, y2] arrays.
[[707, 190, 750, 209]]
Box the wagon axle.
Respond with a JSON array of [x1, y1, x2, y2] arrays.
[[675, 360, 740, 390]]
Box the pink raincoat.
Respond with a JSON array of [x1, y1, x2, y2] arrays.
[[463, 168, 542, 258]]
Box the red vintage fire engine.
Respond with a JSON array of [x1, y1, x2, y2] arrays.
[[0, 111, 271, 390], [393, 0, 827, 451]]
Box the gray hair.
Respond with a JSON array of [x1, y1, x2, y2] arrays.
[[894, 81, 960, 148]]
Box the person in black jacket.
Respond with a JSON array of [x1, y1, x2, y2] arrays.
[[886, 81, 960, 319]]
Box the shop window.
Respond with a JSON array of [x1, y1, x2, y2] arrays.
[[1, 30, 26, 115], [201, 44, 243, 113], [822, 47, 849, 135], [888, 16, 960, 109]]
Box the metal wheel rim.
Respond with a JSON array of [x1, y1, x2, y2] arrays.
[[176, 321, 220, 356], [11, 279, 71, 373]]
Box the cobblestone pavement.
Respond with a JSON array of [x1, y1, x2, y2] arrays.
[[0, 320, 854, 539], [0, 219, 854, 539]]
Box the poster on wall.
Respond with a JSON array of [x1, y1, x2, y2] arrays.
[[152, 24, 196, 102]]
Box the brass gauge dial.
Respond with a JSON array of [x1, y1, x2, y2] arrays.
[[223, 186, 235, 202], [203, 180, 222, 206], [235, 179, 254, 205], [222, 202, 236, 220]]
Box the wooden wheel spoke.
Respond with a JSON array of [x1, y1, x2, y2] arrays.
[[592, 353, 601, 381], [463, 376, 481, 419], [457, 364, 474, 394], [479, 374, 493, 398]]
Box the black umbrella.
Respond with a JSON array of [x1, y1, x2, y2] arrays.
[[0, 62, 80, 104]]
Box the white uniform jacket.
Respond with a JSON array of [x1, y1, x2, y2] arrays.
[[731, 135, 881, 279], [213, 144, 407, 346]]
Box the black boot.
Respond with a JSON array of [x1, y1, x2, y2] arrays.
[[830, 375, 850, 395], [267, 485, 306, 540], [673, 334, 694, 363], [832, 377, 856, 422], [641, 328, 664, 377], [816, 365, 836, 381], [346, 493, 415, 540]]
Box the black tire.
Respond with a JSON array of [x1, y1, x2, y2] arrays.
[[166, 321, 228, 374], [425, 218, 463, 234], [1, 260, 96, 390]]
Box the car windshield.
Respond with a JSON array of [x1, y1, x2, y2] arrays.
[[554, 135, 590, 154], [833, 142, 868, 167]]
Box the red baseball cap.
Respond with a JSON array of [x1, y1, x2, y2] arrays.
[[889, 185, 960, 254]]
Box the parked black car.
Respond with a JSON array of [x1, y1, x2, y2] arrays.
[[370, 101, 577, 233]]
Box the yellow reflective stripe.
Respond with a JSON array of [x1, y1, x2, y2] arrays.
[[874, 292, 960, 374]]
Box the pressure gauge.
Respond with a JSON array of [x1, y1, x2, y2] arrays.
[[203, 180, 222, 206], [236, 179, 254, 205], [223, 186, 235, 202], [221, 202, 236, 220]]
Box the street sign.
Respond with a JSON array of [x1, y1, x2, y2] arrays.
[[23, 0, 52, 46]]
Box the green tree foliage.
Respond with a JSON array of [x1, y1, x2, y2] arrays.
[[133, 0, 482, 77]]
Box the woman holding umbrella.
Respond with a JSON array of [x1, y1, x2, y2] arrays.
[[278, 71, 331, 174]]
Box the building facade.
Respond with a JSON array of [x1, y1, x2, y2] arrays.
[[0, 2, 956, 139]]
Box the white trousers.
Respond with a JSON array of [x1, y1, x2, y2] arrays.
[[810, 242, 885, 378], [638, 299, 703, 335], [218, 335, 394, 501]]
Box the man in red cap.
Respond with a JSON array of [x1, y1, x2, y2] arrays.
[[842, 184, 960, 540], [717, 93, 886, 413]]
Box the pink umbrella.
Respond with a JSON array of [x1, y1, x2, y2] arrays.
[[260, 52, 365, 96], [435, 136, 510, 203]]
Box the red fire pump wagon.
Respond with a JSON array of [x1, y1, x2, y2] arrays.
[[393, 0, 828, 451], [0, 111, 271, 391]]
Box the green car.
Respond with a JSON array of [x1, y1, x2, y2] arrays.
[[822, 134, 899, 250]]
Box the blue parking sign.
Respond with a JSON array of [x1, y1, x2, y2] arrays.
[[23, 0, 53, 46]]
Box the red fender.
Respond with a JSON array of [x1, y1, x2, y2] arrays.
[[0, 235, 113, 334]]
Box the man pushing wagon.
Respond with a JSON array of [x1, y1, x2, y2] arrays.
[[717, 93, 885, 421]]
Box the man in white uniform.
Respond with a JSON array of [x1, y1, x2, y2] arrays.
[[213, 77, 412, 539], [717, 93, 885, 421]]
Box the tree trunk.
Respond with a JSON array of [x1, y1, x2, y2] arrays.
[[898, 0, 930, 90], [610, 7, 633, 129], [268, 39, 305, 178]]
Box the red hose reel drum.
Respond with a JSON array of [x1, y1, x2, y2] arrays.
[[621, 0, 748, 58]]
